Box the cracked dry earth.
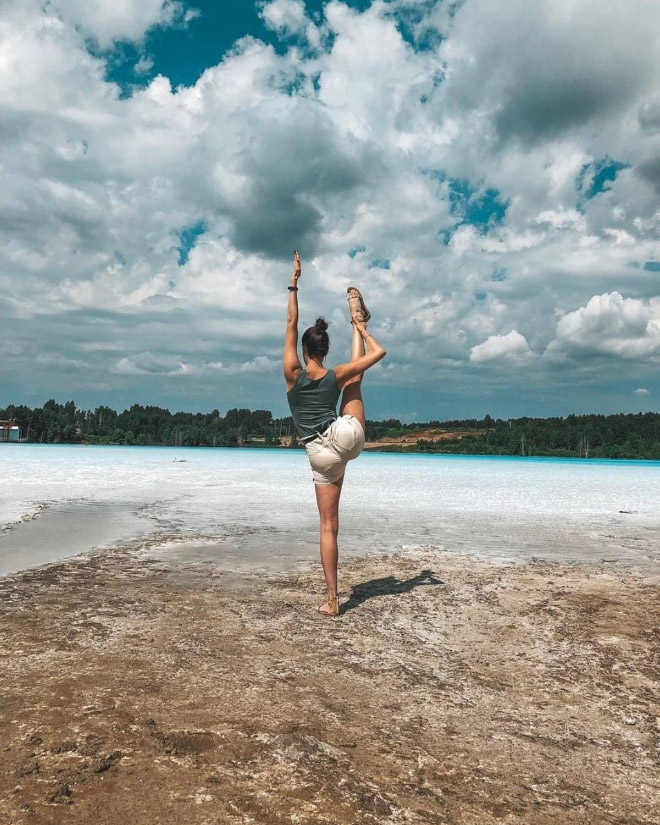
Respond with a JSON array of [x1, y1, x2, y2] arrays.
[[0, 546, 659, 825]]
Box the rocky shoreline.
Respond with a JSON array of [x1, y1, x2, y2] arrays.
[[1, 544, 659, 824]]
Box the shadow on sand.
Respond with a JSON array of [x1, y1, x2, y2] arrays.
[[341, 568, 444, 615]]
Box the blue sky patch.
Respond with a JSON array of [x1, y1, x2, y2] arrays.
[[448, 178, 509, 230], [643, 261, 660, 272], [369, 258, 390, 270], [103, 0, 376, 94], [177, 221, 207, 265], [104, 1, 267, 91], [576, 156, 629, 202], [431, 172, 509, 243], [388, 0, 443, 52]]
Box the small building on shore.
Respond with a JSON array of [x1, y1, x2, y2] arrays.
[[0, 420, 20, 442]]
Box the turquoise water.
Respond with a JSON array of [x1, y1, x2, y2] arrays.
[[1, 444, 659, 575]]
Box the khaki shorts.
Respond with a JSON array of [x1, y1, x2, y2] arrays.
[[304, 415, 365, 485]]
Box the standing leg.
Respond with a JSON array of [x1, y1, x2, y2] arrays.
[[314, 477, 344, 615], [339, 319, 367, 430]]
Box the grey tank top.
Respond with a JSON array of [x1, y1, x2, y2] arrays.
[[286, 369, 340, 439]]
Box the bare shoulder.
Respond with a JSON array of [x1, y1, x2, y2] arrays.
[[331, 362, 353, 389], [284, 364, 303, 391]]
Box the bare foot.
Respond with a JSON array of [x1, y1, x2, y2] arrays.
[[317, 594, 340, 617]]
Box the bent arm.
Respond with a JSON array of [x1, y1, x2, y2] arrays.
[[334, 330, 386, 387], [283, 252, 302, 387]]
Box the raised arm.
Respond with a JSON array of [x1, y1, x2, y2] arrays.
[[283, 250, 302, 389], [334, 316, 387, 388]]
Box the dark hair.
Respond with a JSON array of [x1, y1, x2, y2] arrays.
[[302, 317, 329, 360]]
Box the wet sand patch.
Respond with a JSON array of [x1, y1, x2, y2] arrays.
[[0, 501, 156, 576]]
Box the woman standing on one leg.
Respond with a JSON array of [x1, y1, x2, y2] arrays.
[[283, 251, 387, 616]]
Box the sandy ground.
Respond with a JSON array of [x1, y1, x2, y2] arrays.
[[362, 429, 483, 450], [1, 544, 659, 825], [278, 427, 482, 448]]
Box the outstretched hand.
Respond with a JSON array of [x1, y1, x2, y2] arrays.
[[292, 250, 301, 282]]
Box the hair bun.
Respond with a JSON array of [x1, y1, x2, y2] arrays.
[[314, 317, 328, 333]]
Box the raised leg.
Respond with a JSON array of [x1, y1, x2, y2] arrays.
[[314, 475, 344, 614], [339, 320, 366, 430]]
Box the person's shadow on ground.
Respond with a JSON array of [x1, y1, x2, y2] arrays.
[[340, 568, 444, 614]]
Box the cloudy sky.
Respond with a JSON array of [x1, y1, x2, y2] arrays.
[[2, 0, 660, 421]]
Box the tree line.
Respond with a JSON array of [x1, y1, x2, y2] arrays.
[[393, 412, 660, 460], [1, 400, 659, 459], [0, 400, 284, 448]]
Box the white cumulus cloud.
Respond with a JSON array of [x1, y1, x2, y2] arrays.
[[546, 292, 660, 360], [470, 331, 536, 365], [50, 0, 193, 48], [259, 0, 306, 35]]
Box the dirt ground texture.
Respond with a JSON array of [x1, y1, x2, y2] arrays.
[[277, 427, 482, 449], [0, 545, 659, 825]]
